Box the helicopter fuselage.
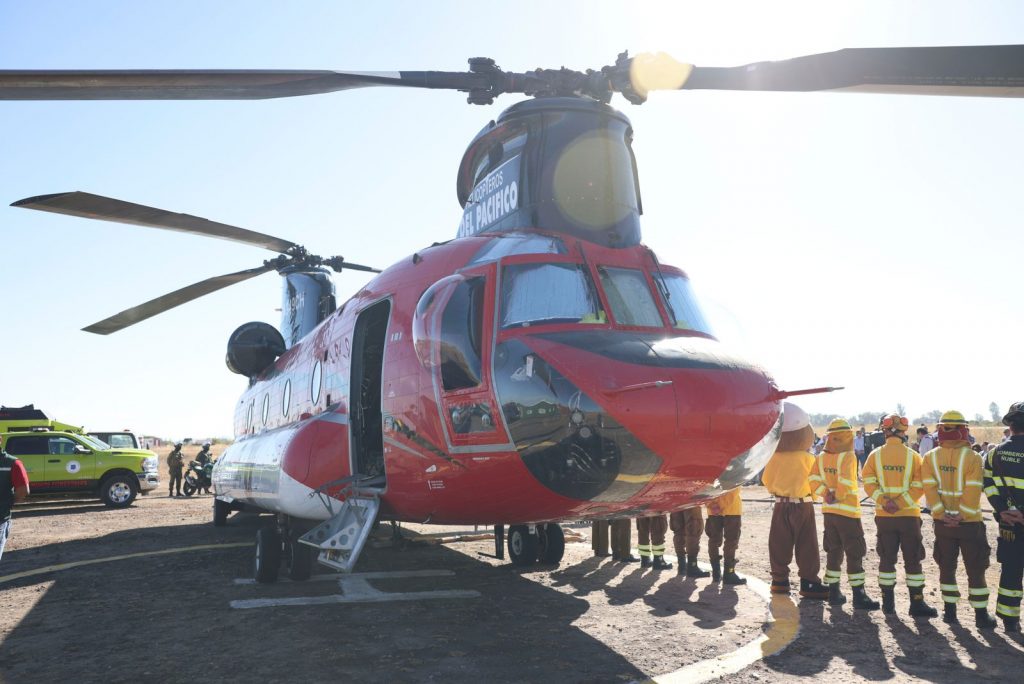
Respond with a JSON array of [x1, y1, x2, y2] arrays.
[[214, 229, 782, 526]]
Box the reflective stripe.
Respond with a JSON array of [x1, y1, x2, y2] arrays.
[[906, 574, 925, 587], [863, 476, 879, 484], [997, 604, 1021, 617], [942, 595, 960, 604], [1002, 476, 1024, 488], [969, 599, 988, 608], [878, 571, 897, 586], [870, 490, 883, 502], [940, 583, 959, 591], [923, 478, 938, 485], [838, 478, 856, 488], [847, 572, 865, 580], [984, 486, 1000, 497], [901, 492, 916, 508], [932, 502, 946, 513], [965, 480, 983, 487], [823, 503, 861, 514], [998, 587, 1024, 598], [969, 587, 989, 596], [959, 504, 978, 515]]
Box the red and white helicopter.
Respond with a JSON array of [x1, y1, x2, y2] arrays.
[[5, 46, 1022, 581]]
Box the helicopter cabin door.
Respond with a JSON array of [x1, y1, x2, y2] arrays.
[[350, 298, 391, 487], [415, 263, 509, 452]]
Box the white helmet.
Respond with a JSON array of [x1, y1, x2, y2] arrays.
[[782, 402, 810, 433]]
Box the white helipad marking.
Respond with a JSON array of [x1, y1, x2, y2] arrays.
[[230, 569, 481, 609]]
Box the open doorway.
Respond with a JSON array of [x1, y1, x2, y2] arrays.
[[350, 299, 390, 487]]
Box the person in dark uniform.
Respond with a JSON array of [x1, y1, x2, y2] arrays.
[[167, 442, 184, 497], [984, 402, 1024, 633], [1, 446, 30, 563], [196, 442, 214, 494]]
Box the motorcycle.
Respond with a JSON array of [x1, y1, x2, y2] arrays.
[[182, 459, 214, 496]]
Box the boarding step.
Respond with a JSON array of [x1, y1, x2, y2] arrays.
[[298, 494, 380, 573]]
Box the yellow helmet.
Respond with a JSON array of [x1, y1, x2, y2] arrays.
[[827, 418, 853, 433], [938, 410, 968, 426]]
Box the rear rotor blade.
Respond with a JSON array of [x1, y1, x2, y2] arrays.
[[13, 191, 295, 253], [679, 45, 1024, 97], [83, 263, 275, 334], [0, 69, 487, 100]]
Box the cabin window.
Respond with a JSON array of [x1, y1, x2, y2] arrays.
[[468, 233, 566, 266], [658, 274, 713, 334], [311, 360, 323, 404], [247, 400, 254, 430], [262, 394, 270, 425], [282, 379, 292, 417], [501, 263, 603, 328], [3, 436, 46, 455], [440, 276, 485, 391], [597, 267, 663, 327]]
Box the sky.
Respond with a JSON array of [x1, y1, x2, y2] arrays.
[[1, 1, 1021, 438]]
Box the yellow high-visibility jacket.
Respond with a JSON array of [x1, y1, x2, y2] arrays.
[[705, 487, 742, 516], [921, 444, 984, 523], [809, 450, 861, 518], [762, 450, 817, 500], [862, 438, 924, 518]]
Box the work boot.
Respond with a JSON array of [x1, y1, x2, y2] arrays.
[[640, 556, 652, 568], [770, 579, 790, 595], [651, 555, 673, 571], [1004, 618, 1021, 633], [852, 586, 880, 611], [711, 559, 722, 582], [799, 579, 829, 600], [614, 554, 640, 563], [828, 582, 847, 606], [881, 587, 896, 615], [942, 603, 958, 624], [975, 608, 997, 630], [909, 590, 938, 618], [685, 555, 710, 578], [722, 561, 747, 586]]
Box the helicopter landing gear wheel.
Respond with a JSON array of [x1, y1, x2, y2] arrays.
[[538, 523, 565, 565], [286, 536, 314, 581], [254, 525, 282, 584], [507, 525, 539, 567]]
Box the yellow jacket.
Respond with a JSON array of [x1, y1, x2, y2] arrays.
[[762, 450, 817, 499], [921, 444, 985, 523], [706, 488, 742, 516], [862, 438, 924, 518], [809, 450, 861, 518]]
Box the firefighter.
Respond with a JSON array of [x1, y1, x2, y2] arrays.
[[670, 507, 710, 578], [862, 413, 937, 618], [704, 488, 745, 584], [636, 515, 672, 570], [984, 402, 1024, 633], [921, 410, 996, 628], [809, 418, 879, 610], [762, 402, 829, 599]]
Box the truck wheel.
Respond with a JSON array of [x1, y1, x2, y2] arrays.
[[538, 523, 565, 565], [254, 526, 282, 584], [99, 474, 138, 508], [507, 525, 539, 567], [213, 498, 230, 527]]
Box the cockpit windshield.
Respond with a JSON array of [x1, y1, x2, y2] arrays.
[[500, 263, 604, 328], [659, 274, 713, 335], [596, 266, 663, 327]]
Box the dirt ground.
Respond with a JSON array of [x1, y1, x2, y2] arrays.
[[1, 476, 1022, 683]]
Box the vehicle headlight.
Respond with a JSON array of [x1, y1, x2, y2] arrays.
[[142, 456, 158, 472]]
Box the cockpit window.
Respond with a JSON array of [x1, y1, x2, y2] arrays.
[[468, 233, 567, 266], [659, 274, 713, 334], [596, 267, 663, 327], [440, 276, 486, 391], [501, 263, 603, 328]]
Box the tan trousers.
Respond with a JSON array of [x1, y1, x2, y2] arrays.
[[769, 501, 821, 583], [637, 515, 668, 558], [933, 520, 990, 606], [670, 507, 704, 558], [593, 520, 632, 557], [822, 513, 867, 586], [875, 516, 926, 589], [705, 515, 741, 563]]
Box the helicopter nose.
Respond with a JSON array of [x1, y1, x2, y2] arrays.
[[506, 331, 781, 507]]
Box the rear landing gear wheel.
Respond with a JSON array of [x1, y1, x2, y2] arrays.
[[507, 525, 539, 566], [213, 497, 230, 527], [287, 539, 314, 581], [254, 526, 282, 584], [538, 523, 565, 565]]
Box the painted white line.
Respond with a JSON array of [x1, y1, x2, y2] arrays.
[[232, 569, 455, 585]]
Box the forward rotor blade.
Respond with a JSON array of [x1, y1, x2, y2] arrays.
[[0, 69, 487, 100], [678, 45, 1024, 97], [12, 191, 295, 253], [83, 263, 275, 335]]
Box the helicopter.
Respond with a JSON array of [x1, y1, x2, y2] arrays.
[[3, 45, 1022, 582]]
